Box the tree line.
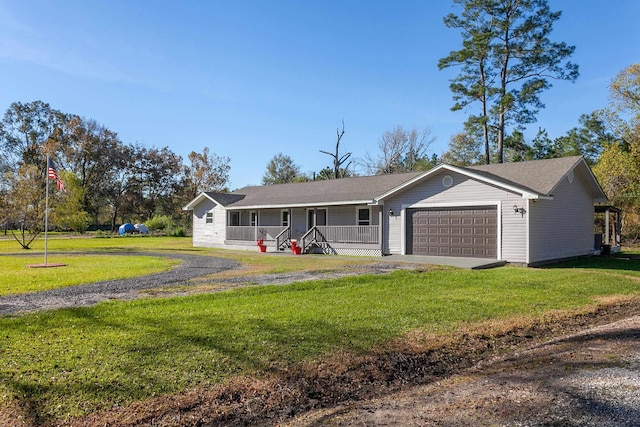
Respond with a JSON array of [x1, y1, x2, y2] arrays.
[[0, 101, 230, 246], [2, 1, 640, 244]]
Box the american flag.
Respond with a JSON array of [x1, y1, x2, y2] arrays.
[[47, 158, 66, 192]]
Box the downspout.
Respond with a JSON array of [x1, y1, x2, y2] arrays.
[[379, 206, 384, 256], [525, 199, 530, 265]]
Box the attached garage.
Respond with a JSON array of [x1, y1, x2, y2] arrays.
[[406, 207, 497, 258]]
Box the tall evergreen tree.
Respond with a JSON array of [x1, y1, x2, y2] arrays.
[[439, 0, 579, 163]]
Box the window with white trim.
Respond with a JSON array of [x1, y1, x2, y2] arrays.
[[281, 210, 290, 227], [357, 207, 371, 226], [250, 211, 257, 226], [205, 212, 214, 224]]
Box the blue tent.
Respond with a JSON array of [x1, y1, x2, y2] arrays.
[[118, 223, 135, 236]]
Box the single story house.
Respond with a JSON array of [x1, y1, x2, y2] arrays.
[[183, 155, 614, 266]]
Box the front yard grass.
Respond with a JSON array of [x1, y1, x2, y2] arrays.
[[2, 249, 640, 424], [0, 255, 180, 296]]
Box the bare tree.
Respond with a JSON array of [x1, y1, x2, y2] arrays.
[[186, 147, 231, 193], [365, 126, 436, 174], [319, 120, 352, 179]]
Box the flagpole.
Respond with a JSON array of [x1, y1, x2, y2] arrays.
[[44, 155, 50, 266]]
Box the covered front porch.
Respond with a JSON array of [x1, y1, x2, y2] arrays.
[[223, 206, 383, 256], [595, 205, 622, 254]]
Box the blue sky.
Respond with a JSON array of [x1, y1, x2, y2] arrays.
[[0, 1, 638, 189]]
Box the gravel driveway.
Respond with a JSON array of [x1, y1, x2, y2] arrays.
[[0, 253, 240, 315]]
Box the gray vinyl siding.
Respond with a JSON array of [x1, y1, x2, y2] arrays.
[[528, 173, 594, 264], [384, 171, 527, 262], [191, 199, 226, 247], [328, 205, 380, 226], [259, 210, 281, 226]]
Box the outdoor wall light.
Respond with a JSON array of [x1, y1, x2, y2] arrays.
[[389, 208, 394, 216], [513, 204, 526, 216]]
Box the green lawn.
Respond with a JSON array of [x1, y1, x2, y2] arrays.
[[0, 234, 195, 254], [0, 255, 181, 296], [2, 244, 640, 423]]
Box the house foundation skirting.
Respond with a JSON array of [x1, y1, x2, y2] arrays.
[[331, 248, 382, 257]]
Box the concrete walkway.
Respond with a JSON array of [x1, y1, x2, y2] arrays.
[[269, 249, 507, 269], [381, 254, 507, 269]]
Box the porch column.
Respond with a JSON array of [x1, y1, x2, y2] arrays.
[[605, 208, 610, 245], [254, 212, 258, 242], [617, 211, 622, 246]]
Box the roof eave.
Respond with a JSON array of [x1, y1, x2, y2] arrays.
[[374, 164, 544, 202], [546, 157, 608, 201], [183, 192, 231, 210], [374, 166, 445, 202], [226, 199, 375, 210], [182, 192, 217, 210]]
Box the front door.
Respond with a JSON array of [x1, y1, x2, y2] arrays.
[[307, 208, 327, 228]]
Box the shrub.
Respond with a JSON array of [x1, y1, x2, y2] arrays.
[[94, 230, 112, 238], [146, 215, 173, 232], [168, 227, 187, 237]]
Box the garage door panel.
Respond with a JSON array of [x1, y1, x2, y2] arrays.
[[408, 207, 497, 258]]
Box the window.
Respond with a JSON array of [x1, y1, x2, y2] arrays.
[[230, 212, 240, 226], [250, 211, 257, 226], [205, 212, 214, 224], [281, 210, 290, 227], [357, 207, 370, 226]]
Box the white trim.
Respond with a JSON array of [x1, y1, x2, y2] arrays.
[[375, 164, 543, 202], [205, 211, 214, 225], [400, 207, 406, 255], [525, 199, 530, 265], [233, 200, 373, 210], [183, 193, 215, 210], [356, 206, 372, 226], [280, 209, 290, 227], [405, 200, 500, 209], [401, 201, 502, 259], [183, 193, 229, 210], [547, 157, 608, 202], [375, 167, 440, 202]]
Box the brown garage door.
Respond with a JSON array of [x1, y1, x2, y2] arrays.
[[407, 207, 497, 258]]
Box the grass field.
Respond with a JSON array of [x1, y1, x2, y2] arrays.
[[1, 235, 640, 424]]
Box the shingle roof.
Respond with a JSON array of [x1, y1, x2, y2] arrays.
[[204, 192, 245, 206], [226, 171, 423, 208], [464, 155, 585, 196], [185, 155, 605, 210]]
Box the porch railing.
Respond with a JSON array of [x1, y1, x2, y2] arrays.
[[315, 225, 379, 244], [275, 226, 291, 250], [226, 225, 379, 244], [226, 226, 287, 242]]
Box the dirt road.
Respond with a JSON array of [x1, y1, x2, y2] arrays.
[[286, 314, 640, 427]]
